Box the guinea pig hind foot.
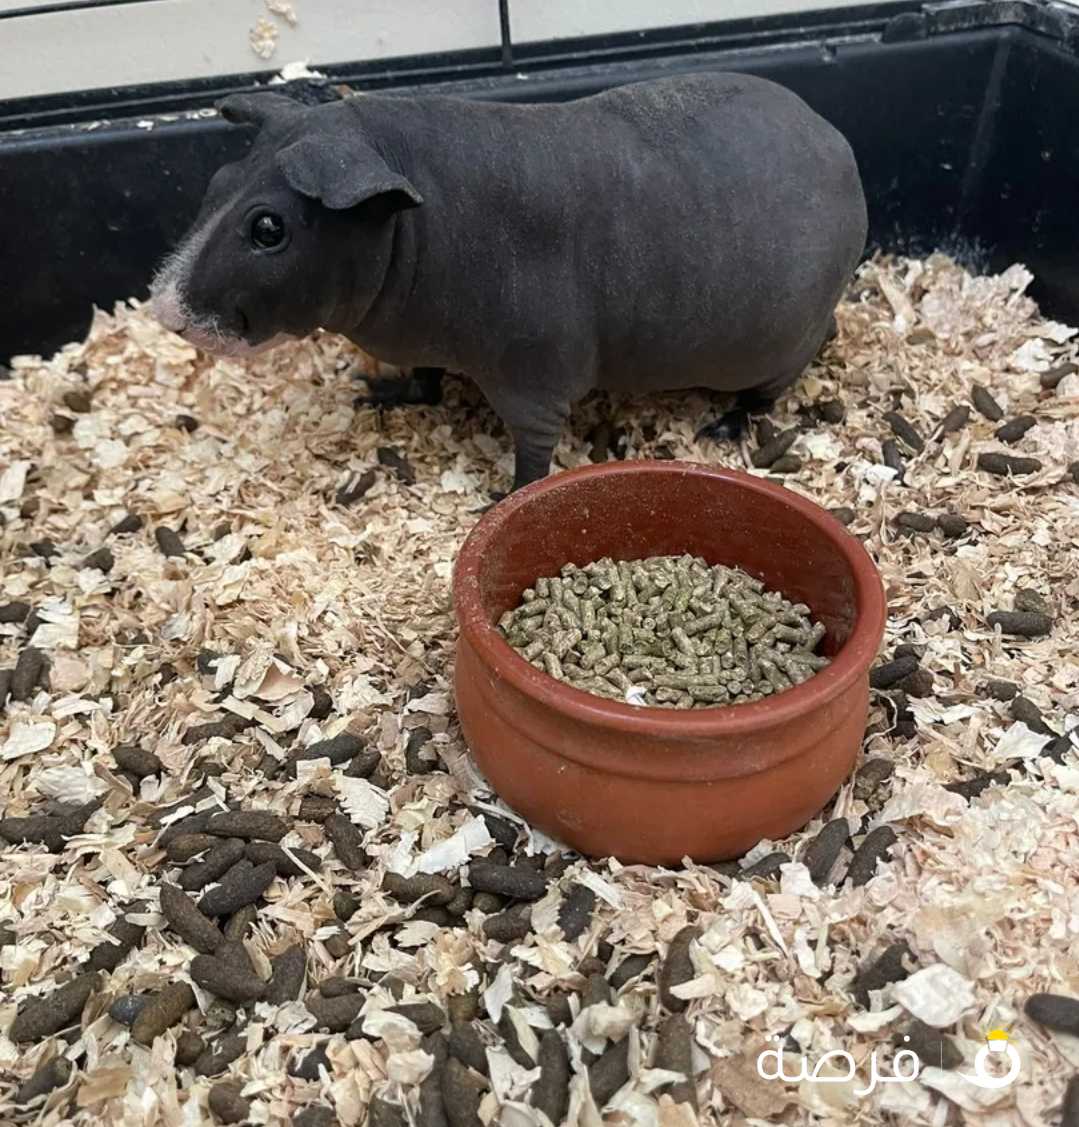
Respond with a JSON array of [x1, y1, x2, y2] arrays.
[[696, 407, 750, 444], [353, 367, 444, 408]]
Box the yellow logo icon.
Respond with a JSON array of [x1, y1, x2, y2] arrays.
[[986, 1029, 1009, 1054]]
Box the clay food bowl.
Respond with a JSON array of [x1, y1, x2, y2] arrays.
[[452, 460, 886, 865]]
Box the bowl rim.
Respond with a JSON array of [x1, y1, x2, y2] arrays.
[[453, 459, 886, 741]]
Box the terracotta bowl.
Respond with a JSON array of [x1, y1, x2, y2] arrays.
[[453, 460, 886, 864]]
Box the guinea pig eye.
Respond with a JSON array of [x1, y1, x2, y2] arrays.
[[250, 212, 286, 250]]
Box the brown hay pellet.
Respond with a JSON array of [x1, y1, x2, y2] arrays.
[[987, 610, 1052, 637], [468, 861, 547, 901], [298, 795, 337, 822], [180, 838, 246, 892], [392, 1002, 446, 1035], [557, 882, 596, 941], [448, 1022, 489, 1076], [264, 944, 307, 1005], [175, 1029, 206, 1067], [198, 860, 276, 916], [659, 925, 699, 1013], [655, 1013, 697, 1109], [847, 825, 898, 886], [10, 973, 99, 1042], [898, 1019, 963, 1070], [1025, 993, 1079, 1037], [852, 941, 914, 1007], [441, 1056, 486, 1127], [937, 404, 970, 436], [996, 414, 1037, 444], [154, 526, 187, 557], [382, 872, 455, 905], [11, 646, 47, 702], [977, 452, 1042, 476], [88, 903, 147, 972], [869, 655, 919, 690], [802, 818, 851, 885], [245, 840, 321, 877], [589, 1038, 631, 1108], [307, 993, 366, 1032], [749, 427, 798, 468], [165, 833, 218, 863], [208, 1079, 250, 1123], [112, 744, 164, 778], [16, 1057, 73, 1105], [132, 981, 196, 1045], [204, 810, 288, 842], [191, 953, 265, 1003], [326, 814, 368, 871], [195, 1031, 247, 1076], [160, 883, 225, 953], [971, 383, 1004, 420], [532, 1028, 570, 1124]]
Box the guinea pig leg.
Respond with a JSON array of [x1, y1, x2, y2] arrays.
[[354, 366, 444, 407], [696, 388, 777, 444]]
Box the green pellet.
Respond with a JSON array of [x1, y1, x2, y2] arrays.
[[499, 556, 828, 710]]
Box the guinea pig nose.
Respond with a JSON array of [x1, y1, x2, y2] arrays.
[[149, 290, 187, 334]]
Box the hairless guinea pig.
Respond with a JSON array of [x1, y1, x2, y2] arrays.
[[150, 73, 867, 491]]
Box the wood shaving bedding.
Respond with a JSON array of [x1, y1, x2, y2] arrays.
[[0, 252, 1077, 1125]]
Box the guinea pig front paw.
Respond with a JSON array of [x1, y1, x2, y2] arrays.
[[696, 408, 749, 444]]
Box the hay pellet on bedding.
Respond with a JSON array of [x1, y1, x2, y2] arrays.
[[498, 556, 830, 709], [159, 882, 225, 954], [190, 953, 266, 1003], [10, 972, 100, 1043]]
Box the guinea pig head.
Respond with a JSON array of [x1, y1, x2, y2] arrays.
[[149, 92, 422, 357]]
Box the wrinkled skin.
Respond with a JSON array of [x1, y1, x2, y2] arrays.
[[151, 75, 867, 489]]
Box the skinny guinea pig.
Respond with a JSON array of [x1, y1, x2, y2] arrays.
[[150, 73, 866, 490]]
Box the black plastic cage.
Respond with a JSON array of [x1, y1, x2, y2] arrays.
[[3, 0, 1079, 364]]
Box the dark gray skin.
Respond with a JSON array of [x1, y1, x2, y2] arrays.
[[150, 74, 867, 490]]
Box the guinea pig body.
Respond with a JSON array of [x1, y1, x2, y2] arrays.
[[151, 73, 867, 489]]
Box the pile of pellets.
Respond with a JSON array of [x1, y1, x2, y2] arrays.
[[498, 555, 829, 708]]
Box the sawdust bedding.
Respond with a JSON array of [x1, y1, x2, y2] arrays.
[[1, 252, 1078, 1127]]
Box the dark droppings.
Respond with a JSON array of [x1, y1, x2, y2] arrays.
[[557, 882, 597, 940], [112, 743, 164, 778], [109, 993, 151, 1026], [11, 646, 47, 702], [468, 861, 547, 901], [741, 851, 789, 879], [589, 1038, 631, 1107], [15, 1058, 73, 1105], [336, 468, 377, 507], [195, 1031, 248, 1077], [308, 993, 367, 1032], [655, 1013, 698, 1108], [659, 925, 699, 1013], [883, 410, 925, 452], [191, 953, 266, 1003], [937, 404, 970, 436], [802, 818, 850, 885], [448, 1022, 489, 1076], [131, 981, 196, 1045], [847, 826, 898, 887], [180, 837, 246, 892], [0, 600, 31, 624], [154, 526, 187, 557], [751, 427, 799, 468], [325, 814, 368, 871], [977, 452, 1043, 477], [996, 414, 1037, 444], [987, 610, 1053, 637], [246, 840, 322, 876], [853, 941, 914, 1007], [10, 973, 100, 1042], [198, 860, 276, 916], [482, 905, 532, 943], [175, 1030, 206, 1067], [204, 810, 289, 842], [159, 882, 226, 953], [441, 1056, 486, 1127], [265, 944, 307, 1005], [208, 1080, 250, 1123], [881, 439, 905, 477], [971, 384, 1004, 421], [1025, 993, 1079, 1037]]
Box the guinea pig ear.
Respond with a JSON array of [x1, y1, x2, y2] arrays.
[[274, 136, 423, 213], [217, 92, 302, 128]]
